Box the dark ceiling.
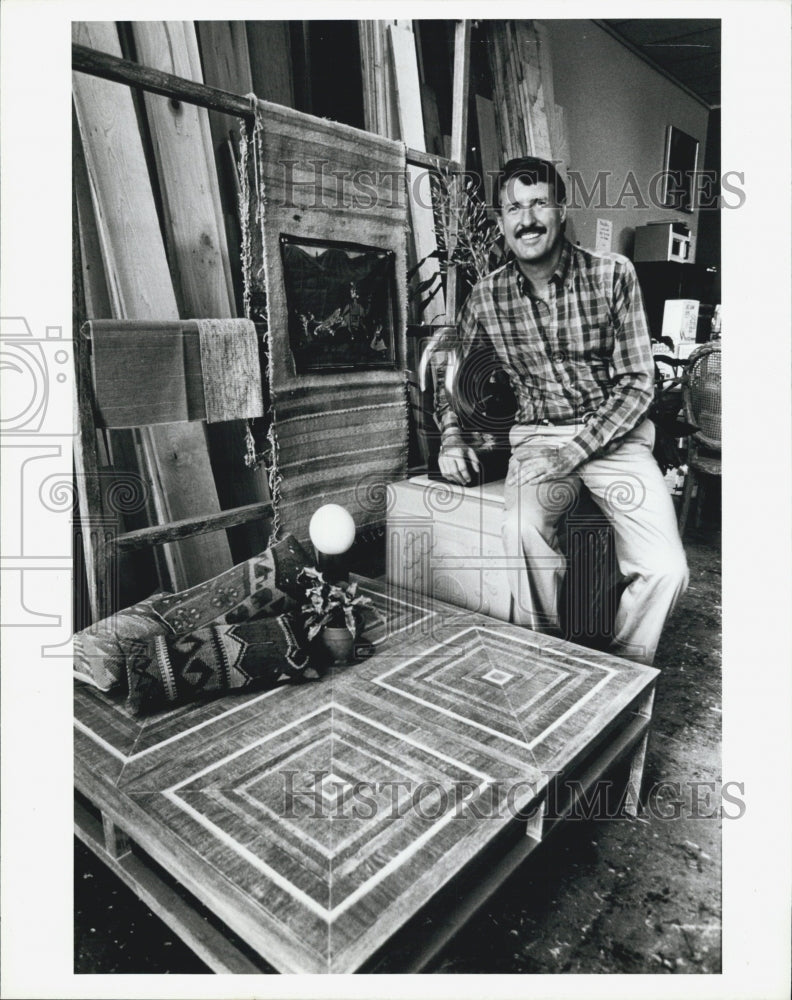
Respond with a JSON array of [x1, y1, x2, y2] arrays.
[[599, 19, 721, 108]]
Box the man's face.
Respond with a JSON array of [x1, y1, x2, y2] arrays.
[[498, 177, 566, 267]]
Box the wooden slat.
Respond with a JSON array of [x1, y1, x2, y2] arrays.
[[72, 105, 111, 319], [389, 22, 445, 326], [72, 24, 177, 319], [183, 23, 238, 311], [420, 83, 444, 156], [445, 20, 472, 321], [102, 812, 132, 859], [132, 23, 235, 318], [359, 20, 395, 137], [72, 179, 108, 621], [245, 21, 295, 108], [449, 21, 472, 167], [113, 500, 273, 551], [194, 21, 253, 106], [72, 133, 167, 604], [183, 21, 273, 559], [475, 95, 500, 206], [486, 25, 510, 160]]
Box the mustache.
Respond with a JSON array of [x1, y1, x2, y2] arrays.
[[514, 225, 547, 238]]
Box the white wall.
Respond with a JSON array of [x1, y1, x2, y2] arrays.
[[542, 20, 710, 261]]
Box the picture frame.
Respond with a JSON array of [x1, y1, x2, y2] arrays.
[[279, 234, 398, 374], [661, 125, 700, 214]]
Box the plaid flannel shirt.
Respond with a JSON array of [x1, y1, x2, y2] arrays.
[[435, 240, 656, 467]]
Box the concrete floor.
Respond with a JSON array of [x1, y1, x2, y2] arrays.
[[74, 497, 721, 975]]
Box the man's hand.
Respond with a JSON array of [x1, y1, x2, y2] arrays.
[[438, 443, 481, 486], [506, 447, 580, 487]]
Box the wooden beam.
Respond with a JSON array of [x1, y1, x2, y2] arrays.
[[113, 501, 273, 551], [449, 21, 472, 166], [72, 42, 254, 119], [406, 147, 457, 172], [72, 182, 107, 620], [445, 20, 472, 321], [359, 21, 392, 137], [101, 812, 132, 859], [132, 23, 236, 318], [179, 21, 273, 560], [246, 21, 295, 108], [389, 22, 445, 325], [184, 23, 238, 311], [475, 95, 501, 207]]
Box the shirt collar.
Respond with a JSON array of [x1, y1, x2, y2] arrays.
[[509, 239, 574, 297]]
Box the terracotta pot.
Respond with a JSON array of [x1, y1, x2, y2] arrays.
[[321, 626, 355, 665]]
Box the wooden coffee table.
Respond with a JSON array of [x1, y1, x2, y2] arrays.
[[74, 576, 657, 973]]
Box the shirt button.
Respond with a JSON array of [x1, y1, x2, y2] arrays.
[[553, 351, 566, 362]]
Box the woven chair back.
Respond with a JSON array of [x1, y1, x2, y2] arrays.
[[682, 342, 721, 451]]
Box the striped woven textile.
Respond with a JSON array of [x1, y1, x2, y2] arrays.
[[241, 100, 410, 541], [273, 382, 408, 536]]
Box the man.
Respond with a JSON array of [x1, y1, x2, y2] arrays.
[[435, 156, 688, 665]]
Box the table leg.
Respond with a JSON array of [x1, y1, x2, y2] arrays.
[[102, 811, 131, 859], [623, 687, 655, 818]]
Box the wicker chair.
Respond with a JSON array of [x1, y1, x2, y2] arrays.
[[679, 342, 721, 534]]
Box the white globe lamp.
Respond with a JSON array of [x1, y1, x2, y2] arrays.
[[309, 504, 356, 581]]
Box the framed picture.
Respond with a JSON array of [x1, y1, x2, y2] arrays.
[[279, 234, 398, 373], [662, 125, 700, 213]]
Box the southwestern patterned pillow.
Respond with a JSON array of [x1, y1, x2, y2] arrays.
[[148, 534, 312, 634], [73, 593, 173, 692], [125, 613, 320, 716], [74, 535, 313, 692]]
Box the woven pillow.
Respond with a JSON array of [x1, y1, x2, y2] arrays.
[[125, 614, 320, 716], [149, 534, 312, 634], [73, 593, 173, 692]]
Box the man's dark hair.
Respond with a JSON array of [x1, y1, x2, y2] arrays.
[[494, 156, 567, 208]]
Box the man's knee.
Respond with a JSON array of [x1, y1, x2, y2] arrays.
[[648, 545, 689, 595], [502, 506, 554, 553]]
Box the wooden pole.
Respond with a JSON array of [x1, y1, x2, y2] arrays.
[[72, 42, 255, 119], [75, 38, 435, 177]]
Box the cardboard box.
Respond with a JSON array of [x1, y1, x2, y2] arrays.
[[662, 299, 700, 344]]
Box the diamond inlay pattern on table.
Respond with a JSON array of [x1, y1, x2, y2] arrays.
[[371, 626, 617, 753], [160, 704, 495, 917]]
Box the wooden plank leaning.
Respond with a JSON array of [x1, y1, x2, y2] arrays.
[[72, 20, 233, 595]]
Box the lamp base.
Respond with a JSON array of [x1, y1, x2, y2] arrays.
[[314, 550, 349, 584]]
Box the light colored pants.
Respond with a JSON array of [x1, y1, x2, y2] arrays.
[[502, 419, 688, 665]]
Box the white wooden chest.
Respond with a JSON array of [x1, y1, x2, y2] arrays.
[[385, 475, 512, 620]]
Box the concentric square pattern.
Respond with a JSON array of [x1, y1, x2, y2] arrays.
[[164, 703, 493, 917]]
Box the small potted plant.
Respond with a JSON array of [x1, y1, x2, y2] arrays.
[[297, 567, 381, 664]]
